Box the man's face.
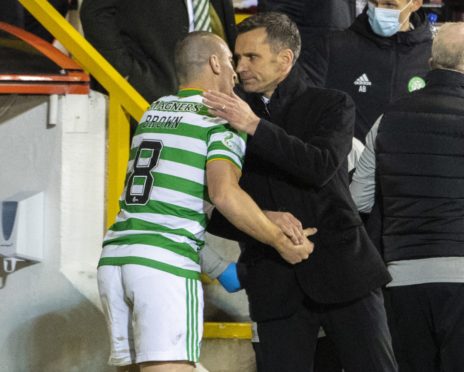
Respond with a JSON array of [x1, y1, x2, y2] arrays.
[[217, 41, 238, 95], [368, 0, 416, 26], [234, 27, 287, 98]]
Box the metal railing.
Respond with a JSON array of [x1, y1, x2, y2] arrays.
[[18, 0, 251, 340]]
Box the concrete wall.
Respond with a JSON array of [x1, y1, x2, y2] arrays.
[[0, 93, 110, 372], [0, 93, 255, 372]]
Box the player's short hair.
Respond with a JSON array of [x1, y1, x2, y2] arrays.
[[174, 31, 225, 84]]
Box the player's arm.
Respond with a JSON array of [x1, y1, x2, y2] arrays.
[[204, 89, 354, 188], [350, 117, 381, 213], [206, 159, 315, 264]]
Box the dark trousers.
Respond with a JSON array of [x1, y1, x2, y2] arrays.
[[256, 288, 398, 372], [253, 336, 343, 372], [314, 337, 343, 372], [387, 283, 464, 372]]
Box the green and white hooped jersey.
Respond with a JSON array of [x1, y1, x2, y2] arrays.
[[99, 89, 246, 280]]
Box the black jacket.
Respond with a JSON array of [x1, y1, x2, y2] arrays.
[[376, 69, 464, 262], [208, 66, 390, 321], [301, 9, 432, 141], [80, 0, 236, 103], [259, 0, 357, 50]]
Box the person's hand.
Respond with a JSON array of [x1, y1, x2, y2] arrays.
[[274, 227, 317, 265], [203, 90, 260, 135], [217, 262, 242, 293], [264, 211, 305, 245]]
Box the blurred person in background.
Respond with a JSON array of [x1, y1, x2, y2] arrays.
[[350, 22, 464, 372], [258, 0, 365, 55], [80, 0, 236, 104], [302, 0, 432, 142]]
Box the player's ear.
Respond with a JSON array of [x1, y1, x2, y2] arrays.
[[209, 55, 221, 75], [411, 0, 423, 12]]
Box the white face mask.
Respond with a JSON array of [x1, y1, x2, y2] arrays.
[[367, 1, 412, 37]]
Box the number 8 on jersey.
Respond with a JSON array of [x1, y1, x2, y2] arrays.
[[125, 140, 163, 205]]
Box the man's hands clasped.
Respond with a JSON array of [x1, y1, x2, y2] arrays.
[[266, 211, 317, 265]]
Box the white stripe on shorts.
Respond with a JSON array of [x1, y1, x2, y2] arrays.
[[186, 278, 200, 362]]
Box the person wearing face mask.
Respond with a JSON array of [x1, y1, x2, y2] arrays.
[[368, 0, 415, 37], [300, 0, 432, 315], [301, 0, 432, 142]]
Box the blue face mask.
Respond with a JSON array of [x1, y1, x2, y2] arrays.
[[367, 1, 412, 37]]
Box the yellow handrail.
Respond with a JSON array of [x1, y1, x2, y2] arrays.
[[18, 0, 252, 340], [204, 322, 253, 339]]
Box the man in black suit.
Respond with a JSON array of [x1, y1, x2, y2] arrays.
[[204, 12, 397, 372], [80, 0, 236, 103]]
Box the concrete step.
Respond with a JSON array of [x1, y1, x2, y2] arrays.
[[198, 339, 257, 372]]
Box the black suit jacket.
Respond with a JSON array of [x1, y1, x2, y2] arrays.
[[208, 66, 390, 321], [80, 0, 236, 103]]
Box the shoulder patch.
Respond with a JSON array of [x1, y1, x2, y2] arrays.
[[222, 132, 242, 154], [408, 77, 426, 93]]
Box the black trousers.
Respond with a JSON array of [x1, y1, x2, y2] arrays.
[[387, 283, 464, 372], [256, 288, 398, 372]]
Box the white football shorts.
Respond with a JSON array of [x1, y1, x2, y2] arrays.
[[97, 264, 203, 366]]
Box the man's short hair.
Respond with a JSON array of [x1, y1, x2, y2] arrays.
[[430, 22, 464, 72], [174, 31, 223, 84], [237, 12, 301, 63]]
